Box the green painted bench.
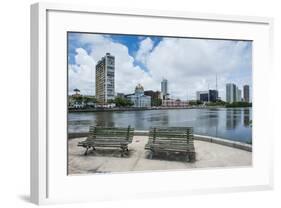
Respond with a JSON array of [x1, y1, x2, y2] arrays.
[[78, 126, 134, 157], [145, 127, 196, 162]]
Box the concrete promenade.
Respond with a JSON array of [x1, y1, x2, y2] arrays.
[[68, 136, 252, 175]]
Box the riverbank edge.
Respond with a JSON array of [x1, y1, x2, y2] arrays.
[[68, 130, 252, 152], [68, 106, 234, 113]]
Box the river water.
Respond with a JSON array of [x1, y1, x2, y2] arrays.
[[68, 107, 252, 143]]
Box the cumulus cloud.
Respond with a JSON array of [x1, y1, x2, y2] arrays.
[[135, 37, 154, 65], [68, 48, 95, 95], [68, 33, 252, 101]]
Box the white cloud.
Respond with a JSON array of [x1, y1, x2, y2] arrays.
[[68, 48, 95, 95], [135, 37, 154, 65], [75, 48, 95, 67]]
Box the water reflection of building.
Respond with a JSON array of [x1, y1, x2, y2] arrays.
[[95, 112, 114, 127], [197, 109, 220, 136], [159, 112, 169, 126], [147, 110, 169, 127], [226, 108, 242, 129]]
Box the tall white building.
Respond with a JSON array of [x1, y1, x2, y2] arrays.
[[243, 85, 250, 102], [226, 83, 237, 103], [95, 53, 115, 105], [237, 88, 242, 102], [226, 83, 243, 103]]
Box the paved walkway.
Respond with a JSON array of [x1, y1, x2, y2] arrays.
[[68, 136, 252, 175]]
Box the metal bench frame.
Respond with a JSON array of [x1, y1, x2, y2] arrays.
[[145, 127, 196, 162], [78, 126, 134, 157]]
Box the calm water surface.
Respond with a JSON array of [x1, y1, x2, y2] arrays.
[[68, 108, 252, 143]]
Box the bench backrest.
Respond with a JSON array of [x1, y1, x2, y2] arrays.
[[88, 126, 134, 143], [149, 127, 194, 144]]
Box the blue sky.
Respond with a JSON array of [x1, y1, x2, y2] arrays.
[[68, 32, 252, 101]]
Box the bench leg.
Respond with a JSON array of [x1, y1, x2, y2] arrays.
[[188, 152, 196, 162], [120, 145, 129, 157], [120, 146, 125, 157], [149, 150, 154, 159], [84, 146, 89, 156]]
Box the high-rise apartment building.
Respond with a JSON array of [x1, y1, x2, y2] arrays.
[[196, 90, 218, 102], [209, 90, 219, 102], [243, 85, 250, 103], [226, 83, 237, 103], [237, 88, 242, 102], [161, 79, 168, 99], [196, 91, 209, 102], [95, 53, 115, 105]]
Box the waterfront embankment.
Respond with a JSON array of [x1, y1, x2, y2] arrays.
[[68, 105, 226, 113]]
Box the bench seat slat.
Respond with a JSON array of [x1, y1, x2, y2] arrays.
[[98, 131, 133, 134], [151, 148, 194, 153], [94, 144, 129, 146], [95, 127, 132, 130], [148, 143, 193, 147], [91, 136, 131, 139], [79, 142, 129, 146]]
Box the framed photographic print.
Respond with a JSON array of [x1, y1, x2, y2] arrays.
[[30, 2, 274, 205]]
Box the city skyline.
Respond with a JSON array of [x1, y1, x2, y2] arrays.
[[68, 32, 252, 101]]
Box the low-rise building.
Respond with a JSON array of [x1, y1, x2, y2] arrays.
[[196, 90, 219, 102], [116, 93, 125, 98], [127, 84, 151, 108], [96, 103, 116, 108], [209, 90, 219, 102], [162, 99, 189, 107], [68, 89, 85, 108], [196, 91, 209, 102], [144, 90, 162, 106]]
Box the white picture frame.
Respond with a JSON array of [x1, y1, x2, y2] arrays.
[[30, 2, 274, 205]]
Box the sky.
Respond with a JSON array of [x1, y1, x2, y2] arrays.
[[68, 32, 252, 101]]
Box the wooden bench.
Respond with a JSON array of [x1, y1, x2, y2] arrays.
[[145, 127, 195, 162], [78, 126, 134, 157]]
